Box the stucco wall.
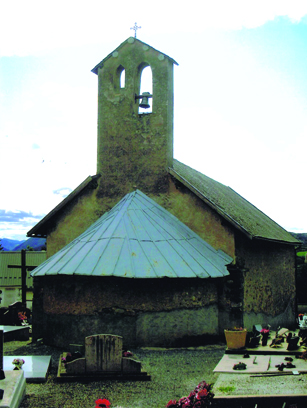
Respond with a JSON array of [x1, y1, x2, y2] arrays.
[[33, 275, 221, 347], [46, 178, 235, 259], [236, 236, 297, 329]]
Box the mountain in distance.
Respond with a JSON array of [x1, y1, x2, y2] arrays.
[[0, 237, 46, 251], [291, 233, 307, 245], [0, 238, 24, 251], [13, 237, 46, 251]]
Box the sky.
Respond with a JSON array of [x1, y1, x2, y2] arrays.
[[1, 0, 307, 241]]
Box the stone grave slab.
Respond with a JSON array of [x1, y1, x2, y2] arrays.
[[214, 373, 307, 407], [4, 356, 51, 382], [0, 327, 29, 343], [0, 370, 26, 408], [214, 353, 307, 374]]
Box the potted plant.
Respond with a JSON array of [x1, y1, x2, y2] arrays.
[[224, 327, 247, 350]]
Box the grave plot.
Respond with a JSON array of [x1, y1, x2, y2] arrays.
[[57, 333, 151, 382], [213, 326, 307, 407], [214, 353, 307, 374]]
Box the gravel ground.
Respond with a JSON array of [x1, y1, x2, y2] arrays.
[[3, 339, 226, 408]]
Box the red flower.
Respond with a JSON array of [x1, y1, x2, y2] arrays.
[[95, 398, 111, 408], [196, 388, 208, 399], [166, 400, 178, 408]]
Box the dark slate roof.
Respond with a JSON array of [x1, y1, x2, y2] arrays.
[[27, 175, 100, 238], [170, 159, 299, 245], [31, 190, 232, 279], [91, 37, 178, 75]]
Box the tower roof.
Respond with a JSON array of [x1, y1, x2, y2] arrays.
[[91, 37, 178, 75], [31, 190, 232, 279]]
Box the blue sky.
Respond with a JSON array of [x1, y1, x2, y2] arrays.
[[1, 1, 307, 240]]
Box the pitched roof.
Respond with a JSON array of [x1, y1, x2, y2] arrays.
[[27, 175, 100, 238], [170, 159, 299, 245], [91, 37, 178, 75], [31, 190, 232, 279]]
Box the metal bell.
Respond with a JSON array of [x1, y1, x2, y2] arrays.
[[139, 92, 151, 109]]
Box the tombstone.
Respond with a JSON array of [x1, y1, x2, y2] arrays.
[[58, 333, 150, 381], [85, 334, 122, 373]]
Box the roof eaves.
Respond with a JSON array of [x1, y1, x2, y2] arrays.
[[27, 174, 100, 238]]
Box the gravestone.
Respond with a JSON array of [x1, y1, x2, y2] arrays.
[[85, 334, 122, 372], [57, 333, 150, 381]]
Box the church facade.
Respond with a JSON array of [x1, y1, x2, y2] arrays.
[[28, 37, 300, 348]]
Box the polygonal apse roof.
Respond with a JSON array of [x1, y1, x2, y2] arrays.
[[31, 190, 232, 279]]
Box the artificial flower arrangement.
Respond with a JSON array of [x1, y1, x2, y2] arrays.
[[166, 381, 214, 408], [12, 358, 25, 370], [18, 311, 27, 324], [95, 399, 111, 408], [227, 327, 245, 331]]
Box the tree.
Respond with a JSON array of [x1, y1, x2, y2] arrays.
[[0, 239, 3, 251]]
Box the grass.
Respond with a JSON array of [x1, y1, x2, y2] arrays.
[[3, 340, 225, 408], [216, 386, 236, 393]]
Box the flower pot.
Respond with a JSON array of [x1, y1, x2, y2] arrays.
[[224, 329, 247, 349], [261, 335, 269, 347]]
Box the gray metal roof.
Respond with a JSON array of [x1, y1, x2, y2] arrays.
[[31, 190, 232, 279], [171, 160, 300, 245]]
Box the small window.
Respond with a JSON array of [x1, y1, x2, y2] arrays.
[[139, 66, 152, 114], [116, 65, 125, 90], [120, 69, 125, 88]]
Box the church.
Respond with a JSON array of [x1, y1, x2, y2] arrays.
[[28, 37, 300, 348]]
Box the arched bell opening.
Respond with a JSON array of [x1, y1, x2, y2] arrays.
[[136, 65, 153, 114]]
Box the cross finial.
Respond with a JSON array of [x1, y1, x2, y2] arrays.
[[130, 22, 141, 38]]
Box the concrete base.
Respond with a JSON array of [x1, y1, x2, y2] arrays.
[[0, 326, 29, 342], [4, 356, 51, 382], [0, 371, 25, 408], [214, 373, 307, 407]]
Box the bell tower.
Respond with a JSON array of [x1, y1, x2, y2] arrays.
[[92, 37, 178, 198]]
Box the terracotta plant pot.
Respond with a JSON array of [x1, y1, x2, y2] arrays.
[[224, 329, 247, 349]]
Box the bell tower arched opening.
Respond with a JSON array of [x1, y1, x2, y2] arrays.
[[138, 65, 152, 114]]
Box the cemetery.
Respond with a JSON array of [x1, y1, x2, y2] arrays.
[[0, 317, 305, 407], [1, 34, 305, 408]]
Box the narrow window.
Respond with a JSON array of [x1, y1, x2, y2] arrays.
[[116, 65, 125, 90], [120, 69, 125, 88], [139, 66, 152, 114]]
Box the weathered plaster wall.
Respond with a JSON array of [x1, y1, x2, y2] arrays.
[[96, 38, 174, 198], [33, 276, 221, 347], [236, 236, 297, 329], [46, 177, 235, 259]]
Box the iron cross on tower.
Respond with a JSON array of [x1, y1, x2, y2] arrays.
[[130, 22, 141, 38]]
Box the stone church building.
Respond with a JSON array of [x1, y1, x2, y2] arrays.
[[28, 37, 300, 348]]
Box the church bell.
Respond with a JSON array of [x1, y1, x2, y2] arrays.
[[138, 92, 152, 109]]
